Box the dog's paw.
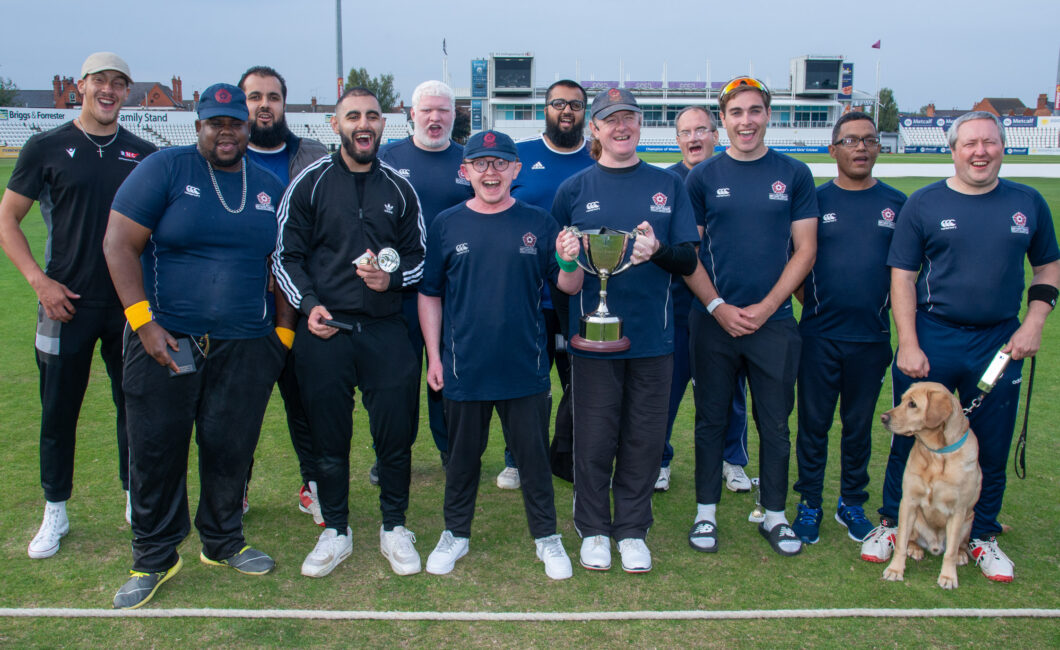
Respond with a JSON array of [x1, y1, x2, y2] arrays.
[[938, 572, 958, 589], [882, 565, 904, 582], [908, 545, 924, 561], [956, 550, 969, 566]]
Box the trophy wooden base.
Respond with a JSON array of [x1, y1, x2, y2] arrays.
[[570, 335, 631, 353]]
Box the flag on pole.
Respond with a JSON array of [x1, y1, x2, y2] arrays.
[[871, 40, 881, 49], [443, 39, 448, 56]]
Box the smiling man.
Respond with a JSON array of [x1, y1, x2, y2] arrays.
[[274, 87, 426, 579], [789, 112, 906, 546], [862, 111, 1060, 583], [104, 83, 287, 608], [684, 77, 818, 558], [0, 52, 156, 560], [379, 80, 473, 471], [418, 130, 582, 580]]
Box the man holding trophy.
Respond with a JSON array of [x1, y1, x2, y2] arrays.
[[552, 88, 700, 573]]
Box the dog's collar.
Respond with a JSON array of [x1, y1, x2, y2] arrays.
[[922, 429, 971, 454]]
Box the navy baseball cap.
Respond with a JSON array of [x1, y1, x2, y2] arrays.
[[197, 83, 249, 121], [464, 130, 518, 161], [591, 87, 641, 120]]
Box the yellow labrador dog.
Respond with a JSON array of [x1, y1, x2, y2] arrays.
[[879, 382, 982, 589]]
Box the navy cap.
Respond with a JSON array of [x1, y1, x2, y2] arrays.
[[197, 83, 249, 121], [463, 130, 518, 161], [591, 87, 641, 120]]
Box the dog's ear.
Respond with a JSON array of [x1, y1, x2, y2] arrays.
[[923, 388, 953, 429]]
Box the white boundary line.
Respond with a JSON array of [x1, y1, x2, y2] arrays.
[[1, 607, 1058, 620]]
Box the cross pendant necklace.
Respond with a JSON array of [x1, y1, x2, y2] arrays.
[[76, 119, 119, 157]]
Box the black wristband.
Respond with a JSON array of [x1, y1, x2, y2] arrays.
[[1027, 284, 1058, 308]]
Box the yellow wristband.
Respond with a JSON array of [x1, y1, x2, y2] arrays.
[[124, 300, 154, 331], [275, 327, 295, 349]]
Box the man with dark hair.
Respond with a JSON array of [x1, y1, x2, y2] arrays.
[[238, 64, 328, 523], [684, 77, 818, 557], [789, 111, 906, 545], [105, 83, 287, 609], [861, 111, 1059, 583], [379, 80, 473, 471], [419, 130, 582, 579], [494, 79, 594, 489], [274, 87, 427, 578], [0, 52, 156, 559], [660, 106, 751, 494]]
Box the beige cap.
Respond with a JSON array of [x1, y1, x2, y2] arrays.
[[80, 52, 132, 82]]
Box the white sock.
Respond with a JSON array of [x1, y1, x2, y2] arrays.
[[696, 503, 717, 523], [764, 509, 801, 553], [45, 500, 67, 515], [308, 481, 318, 497]]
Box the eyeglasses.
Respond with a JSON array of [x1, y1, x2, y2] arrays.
[[719, 77, 770, 100], [466, 158, 511, 172], [833, 136, 881, 148], [547, 99, 586, 111], [677, 126, 714, 139]]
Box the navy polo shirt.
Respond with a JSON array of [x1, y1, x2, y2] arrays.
[[111, 146, 284, 339], [420, 200, 560, 401], [378, 136, 473, 232], [800, 180, 907, 342], [887, 179, 1059, 326], [552, 161, 700, 359], [687, 149, 819, 320]]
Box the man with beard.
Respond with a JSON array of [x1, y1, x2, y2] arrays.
[[0, 52, 156, 559], [379, 80, 472, 470], [493, 80, 594, 489], [238, 65, 328, 523], [274, 88, 426, 578], [104, 83, 287, 608], [660, 106, 750, 494]]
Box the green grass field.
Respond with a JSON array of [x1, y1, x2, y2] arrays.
[[1, 157, 1059, 647]]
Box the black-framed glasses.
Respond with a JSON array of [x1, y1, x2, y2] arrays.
[[466, 158, 511, 172], [677, 126, 713, 139], [833, 136, 881, 148], [719, 76, 770, 100], [548, 99, 586, 111]]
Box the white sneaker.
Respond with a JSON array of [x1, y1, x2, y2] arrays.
[[28, 503, 69, 559], [969, 537, 1014, 582], [380, 525, 421, 575], [860, 521, 897, 563], [579, 535, 611, 571], [535, 534, 573, 580], [301, 527, 353, 578], [654, 467, 671, 492], [496, 467, 521, 490], [722, 461, 751, 492], [425, 530, 469, 575], [617, 538, 652, 573], [125, 490, 132, 526]]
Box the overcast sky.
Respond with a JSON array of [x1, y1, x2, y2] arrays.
[[2, 0, 1057, 113]]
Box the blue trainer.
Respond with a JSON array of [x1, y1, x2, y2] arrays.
[[792, 502, 822, 544], [835, 498, 874, 541]]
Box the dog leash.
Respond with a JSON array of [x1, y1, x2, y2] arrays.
[[1013, 355, 1035, 480]]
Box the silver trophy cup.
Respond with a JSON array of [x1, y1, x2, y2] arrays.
[[566, 226, 642, 353]]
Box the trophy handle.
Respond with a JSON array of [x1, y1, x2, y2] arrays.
[[563, 226, 600, 275], [609, 228, 648, 276]]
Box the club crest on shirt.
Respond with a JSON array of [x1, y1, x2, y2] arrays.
[[768, 180, 788, 201], [1011, 211, 1029, 235], [822, 212, 837, 224], [877, 207, 896, 229], [520, 231, 538, 254], [456, 167, 470, 186], [255, 192, 275, 212], [649, 192, 671, 213]]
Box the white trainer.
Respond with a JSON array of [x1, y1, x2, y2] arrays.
[[496, 467, 521, 490], [722, 461, 752, 492], [860, 522, 897, 563], [654, 467, 671, 492], [380, 525, 421, 575], [425, 530, 469, 575], [301, 527, 353, 578], [534, 534, 573, 580], [579, 534, 611, 571], [969, 537, 1014, 583], [28, 503, 69, 559], [617, 538, 652, 573], [125, 490, 132, 526]]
